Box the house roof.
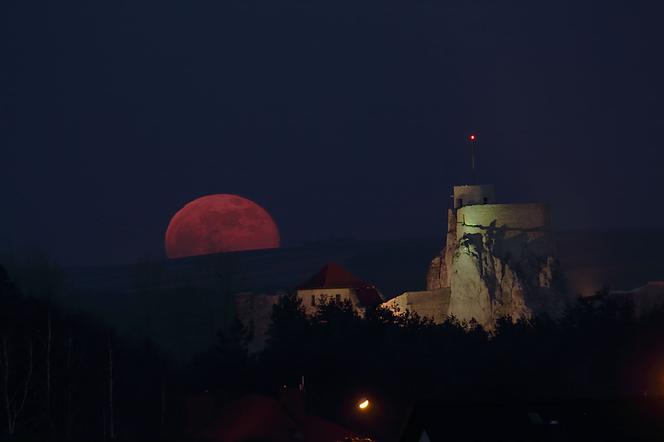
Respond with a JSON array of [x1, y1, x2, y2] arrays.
[[297, 262, 383, 307], [199, 393, 356, 442], [298, 262, 366, 289]]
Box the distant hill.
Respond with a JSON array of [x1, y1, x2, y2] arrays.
[[54, 230, 664, 300], [2, 231, 662, 361]]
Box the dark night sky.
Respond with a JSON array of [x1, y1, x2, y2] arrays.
[[2, 1, 663, 265]]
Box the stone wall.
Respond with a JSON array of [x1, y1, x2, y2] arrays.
[[456, 203, 550, 237], [381, 288, 451, 324], [456, 203, 554, 258], [426, 256, 445, 290], [453, 184, 496, 208]]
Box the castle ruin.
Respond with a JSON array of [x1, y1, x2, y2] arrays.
[[383, 184, 569, 328]]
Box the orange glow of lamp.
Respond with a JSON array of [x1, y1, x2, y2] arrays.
[[358, 399, 370, 410]]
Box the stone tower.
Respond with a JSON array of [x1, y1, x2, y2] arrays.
[[427, 184, 496, 291], [452, 184, 496, 209], [426, 184, 567, 328]]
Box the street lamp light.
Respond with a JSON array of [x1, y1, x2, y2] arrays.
[[358, 399, 370, 411]]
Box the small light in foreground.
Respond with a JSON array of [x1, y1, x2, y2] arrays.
[[358, 399, 370, 410], [469, 134, 477, 141]]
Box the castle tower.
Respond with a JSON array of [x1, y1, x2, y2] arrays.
[[426, 184, 496, 290], [452, 184, 495, 209]]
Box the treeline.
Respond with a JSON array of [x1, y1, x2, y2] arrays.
[[0, 266, 178, 440], [188, 292, 664, 426], [3, 261, 664, 440]]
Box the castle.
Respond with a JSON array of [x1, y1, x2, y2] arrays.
[[237, 182, 569, 342], [295, 262, 383, 316], [383, 183, 568, 328]]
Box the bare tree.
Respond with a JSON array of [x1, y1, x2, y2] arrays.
[[107, 334, 114, 441], [45, 310, 52, 432], [1, 335, 34, 438], [160, 377, 166, 434], [65, 330, 73, 440]]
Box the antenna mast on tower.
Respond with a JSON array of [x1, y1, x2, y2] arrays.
[[469, 134, 477, 184]]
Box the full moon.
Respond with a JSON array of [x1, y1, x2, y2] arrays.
[[165, 194, 280, 259]]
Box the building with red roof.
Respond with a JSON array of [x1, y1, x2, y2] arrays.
[[296, 263, 383, 315], [196, 388, 359, 442]]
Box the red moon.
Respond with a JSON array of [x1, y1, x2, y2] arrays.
[[165, 194, 280, 259]]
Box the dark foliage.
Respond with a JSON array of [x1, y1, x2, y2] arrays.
[[0, 265, 175, 440], [3, 263, 664, 440], [254, 290, 664, 415]]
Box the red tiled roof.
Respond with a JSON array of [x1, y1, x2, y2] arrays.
[[297, 263, 383, 307], [199, 393, 356, 442], [298, 262, 366, 289]]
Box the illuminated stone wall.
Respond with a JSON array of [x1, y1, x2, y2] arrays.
[[453, 184, 496, 208], [456, 203, 550, 238], [456, 203, 554, 258], [381, 288, 451, 324]]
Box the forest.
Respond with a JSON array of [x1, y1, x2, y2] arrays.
[[0, 263, 662, 440]]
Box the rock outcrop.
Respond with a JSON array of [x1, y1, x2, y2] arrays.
[[426, 209, 457, 290], [448, 229, 566, 329]]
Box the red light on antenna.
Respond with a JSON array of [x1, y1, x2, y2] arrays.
[[469, 134, 476, 141]]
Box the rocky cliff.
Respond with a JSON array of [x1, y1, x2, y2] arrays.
[[426, 209, 457, 290]]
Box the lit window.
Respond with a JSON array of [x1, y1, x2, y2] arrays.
[[311, 295, 316, 306]]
